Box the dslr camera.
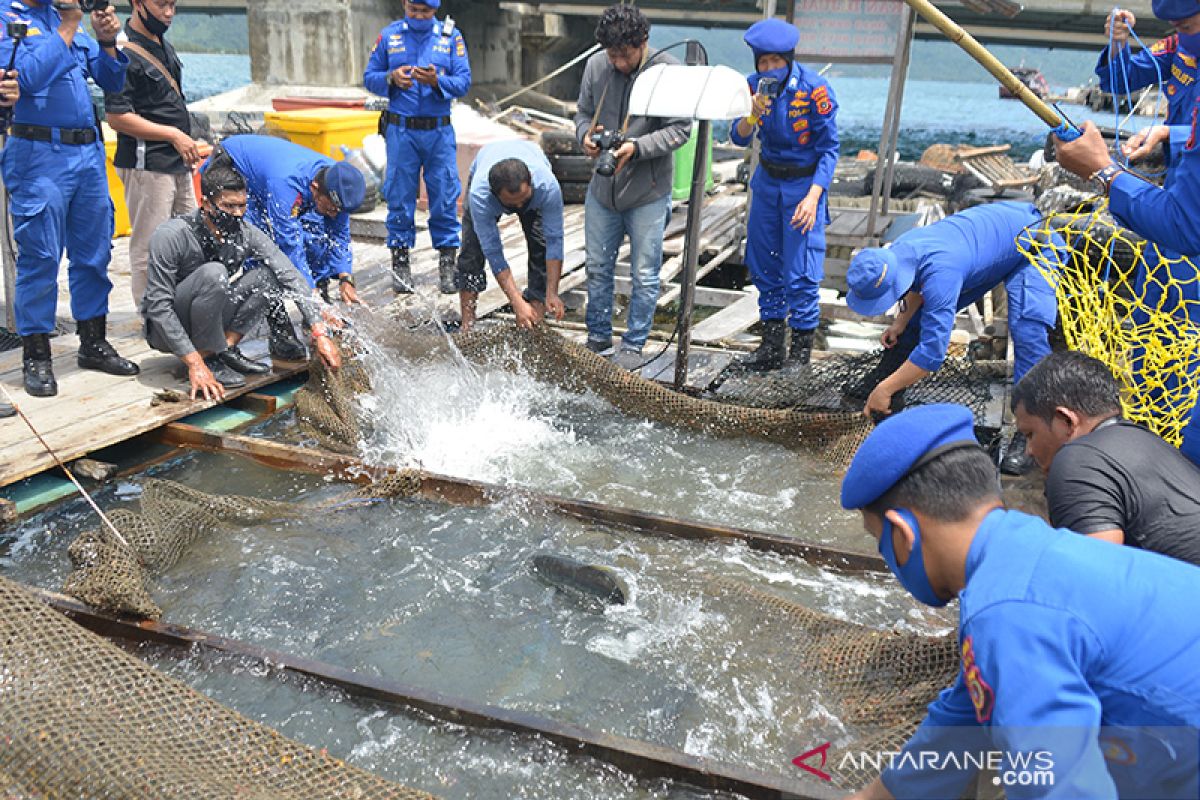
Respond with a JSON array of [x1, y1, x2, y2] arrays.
[[590, 129, 625, 178]]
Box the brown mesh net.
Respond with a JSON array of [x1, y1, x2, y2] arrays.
[[62, 474, 423, 619], [710, 578, 959, 791], [295, 324, 875, 468], [0, 575, 436, 799]]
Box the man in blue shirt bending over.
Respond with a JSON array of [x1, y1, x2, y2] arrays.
[[206, 134, 366, 361], [840, 403, 1200, 800], [456, 140, 565, 331]]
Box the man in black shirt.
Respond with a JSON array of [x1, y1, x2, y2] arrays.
[[104, 0, 200, 306], [1012, 350, 1200, 566]]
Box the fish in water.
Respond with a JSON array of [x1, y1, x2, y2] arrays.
[[530, 553, 627, 607]]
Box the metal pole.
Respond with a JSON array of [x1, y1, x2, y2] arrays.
[[0, 132, 13, 333], [879, 6, 916, 222], [673, 118, 711, 391]]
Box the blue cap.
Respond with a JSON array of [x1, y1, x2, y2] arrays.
[[1153, 0, 1200, 20], [410, 0, 441, 8], [744, 18, 800, 57], [846, 247, 914, 317], [841, 404, 979, 510], [325, 161, 367, 214]]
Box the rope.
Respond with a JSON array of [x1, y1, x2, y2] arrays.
[[495, 43, 601, 109]]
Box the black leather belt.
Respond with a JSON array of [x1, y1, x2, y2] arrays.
[[11, 123, 98, 145], [384, 112, 451, 130], [760, 159, 817, 180]]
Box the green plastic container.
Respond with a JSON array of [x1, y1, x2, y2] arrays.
[[672, 127, 714, 201]]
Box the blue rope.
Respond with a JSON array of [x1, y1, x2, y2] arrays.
[[1106, 8, 1167, 180]]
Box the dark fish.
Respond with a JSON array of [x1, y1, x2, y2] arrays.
[[531, 553, 627, 606]]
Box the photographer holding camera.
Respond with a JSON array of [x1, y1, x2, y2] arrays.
[[729, 19, 839, 371], [0, 0, 138, 399], [574, 4, 691, 371]]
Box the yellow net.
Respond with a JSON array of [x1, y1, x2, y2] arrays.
[[1019, 203, 1200, 445]]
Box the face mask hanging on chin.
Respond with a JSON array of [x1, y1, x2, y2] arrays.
[[139, 6, 170, 37], [878, 508, 950, 608]]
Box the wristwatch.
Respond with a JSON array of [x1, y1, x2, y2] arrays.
[[1089, 162, 1125, 197], [337, 273, 355, 287]]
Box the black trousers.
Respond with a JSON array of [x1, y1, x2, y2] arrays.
[[455, 201, 547, 302]]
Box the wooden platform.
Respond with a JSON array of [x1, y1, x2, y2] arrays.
[[0, 236, 393, 489]]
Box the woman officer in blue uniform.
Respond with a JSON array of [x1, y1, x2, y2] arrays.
[[730, 18, 839, 370]]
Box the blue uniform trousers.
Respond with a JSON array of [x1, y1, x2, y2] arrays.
[[745, 169, 826, 331], [2, 136, 114, 336], [383, 124, 461, 250]]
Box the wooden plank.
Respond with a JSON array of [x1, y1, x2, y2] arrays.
[[155, 423, 887, 574], [32, 587, 836, 800], [690, 290, 762, 344], [657, 244, 738, 307]]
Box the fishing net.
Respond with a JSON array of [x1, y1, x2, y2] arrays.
[[62, 473, 423, 619], [294, 336, 374, 454], [710, 578, 959, 791], [0, 575, 436, 799], [708, 347, 997, 424], [1019, 202, 1200, 445], [295, 324, 875, 469]]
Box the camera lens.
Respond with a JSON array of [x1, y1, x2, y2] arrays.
[[595, 150, 618, 177]]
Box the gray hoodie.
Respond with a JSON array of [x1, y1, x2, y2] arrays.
[[573, 48, 693, 213]]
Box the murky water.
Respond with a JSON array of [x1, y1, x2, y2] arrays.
[[1, 335, 952, 798]]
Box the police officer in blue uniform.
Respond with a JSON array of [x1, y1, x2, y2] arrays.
[[364, 0, 470, 296], [0, 0, 138, 398], [845, 201, 1060, 474], [207, 134, 365, 360], [1096, 2, 1200, 184], [0, 44, 18, 418], [730, 18, 838, 370], [840, 404, 1200, 800]]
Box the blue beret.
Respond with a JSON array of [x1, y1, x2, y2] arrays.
[[326, 161, 367, 214], [846, 247, 915, 317], [744, 19, 800, 56], [1153, 0, 1200, 20], [841, 404, 978, 510]]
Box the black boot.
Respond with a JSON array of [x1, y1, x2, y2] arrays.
[[22, 333, 57, 397], [391, 247, 413, 294], [1000, 430, 1036, 475], [739, 320, 787, 372], [437, 248, 457, 295], [76, 316, 139, 376], [266, 301, 307, 362], [787, 328, 816, 366]]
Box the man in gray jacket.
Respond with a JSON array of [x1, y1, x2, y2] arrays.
[[141, 165, 341, 401], [574, 4, 692, 369]]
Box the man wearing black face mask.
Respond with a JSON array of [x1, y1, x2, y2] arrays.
[[104, 0, 199, 308], [141, 166, 341, 401]]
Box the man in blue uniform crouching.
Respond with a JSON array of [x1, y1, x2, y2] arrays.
[[839, 403, 1200, 799]]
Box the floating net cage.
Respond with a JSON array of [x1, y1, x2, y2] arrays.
[[21, 319, 1008, 796], [1020, 202, 1200, 446]]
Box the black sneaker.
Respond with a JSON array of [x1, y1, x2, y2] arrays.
[[219, 346, 271, 375], [1000, 430, 1036, 475], [203, 355, 247, 389]]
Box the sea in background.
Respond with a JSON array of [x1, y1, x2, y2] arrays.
[[177, 22, 1160, 161]]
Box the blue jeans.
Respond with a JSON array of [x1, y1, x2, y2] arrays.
[[584, 191, 672, 351]]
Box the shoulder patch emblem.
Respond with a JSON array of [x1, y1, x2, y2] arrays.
[[962, 636, 995, 723], [1152, 34, 1178, 55], [291, 193, 304, 218]]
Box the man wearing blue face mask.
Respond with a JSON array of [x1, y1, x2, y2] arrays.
[[839, 403, 1200, 800], [729, 17, 839, 370], [365, 0, 470, 296]]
